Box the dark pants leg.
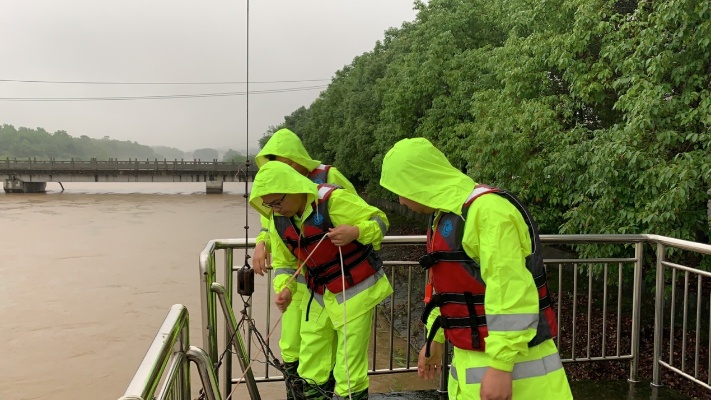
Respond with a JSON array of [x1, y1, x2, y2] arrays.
[[284, 361, 304, 400]]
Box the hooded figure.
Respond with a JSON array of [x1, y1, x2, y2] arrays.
[[252, 128, 357, 399], [380, 138, 572, 400], [250, 161, 392, 400]]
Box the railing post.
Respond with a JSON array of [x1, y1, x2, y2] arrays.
[[200, 244, 219, 377], [224, 249, 235, 398], [652, 242, 666, 387], [187, 347, 223, 400], [629, 242, 644, 382]]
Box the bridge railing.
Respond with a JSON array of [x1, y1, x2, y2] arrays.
[[196, 234, 711, 396], [1, 157, 250, 173]]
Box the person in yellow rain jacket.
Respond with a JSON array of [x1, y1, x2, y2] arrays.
[[379, 138, 572, 400], [252, 128, 357, 399], [250, 161, 392, 400]]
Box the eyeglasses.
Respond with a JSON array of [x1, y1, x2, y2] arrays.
[[262, 193, 287, 209]]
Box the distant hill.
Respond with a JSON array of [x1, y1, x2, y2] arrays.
[[0, 124, 186, 161]]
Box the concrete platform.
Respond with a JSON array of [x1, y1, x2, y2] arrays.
[[372, 391, 444, 399], [370, 380, 696, 400]]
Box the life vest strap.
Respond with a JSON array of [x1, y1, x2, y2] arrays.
[[305, 289, 315, 322], [463, 292, 482, 349], [420, 292, 485, 324], [424, 316, 443, 358], [422, 292, 484, 356], [308, 245, 373, 285], [284, 232, 327, 251], [418, 250, 472, 270], [308, 245, 366, 276], [533, 272, 548, 288]]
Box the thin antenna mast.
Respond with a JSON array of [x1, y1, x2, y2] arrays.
[[243, 0, 251, 264]]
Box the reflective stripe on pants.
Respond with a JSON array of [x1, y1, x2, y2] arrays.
[[447, 339, 573, 399]]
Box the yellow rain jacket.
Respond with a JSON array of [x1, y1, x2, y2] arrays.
[[254, 128, 356, 249], [249, 161, 392, 328], [380, 138, 572, 399]]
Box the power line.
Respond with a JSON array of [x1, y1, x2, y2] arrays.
[[0, 78, 330, 85], [0, 85, 328, 101]]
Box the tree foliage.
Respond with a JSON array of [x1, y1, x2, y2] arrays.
[[265, 0, 710, 261], [0, 124, 167, 160]]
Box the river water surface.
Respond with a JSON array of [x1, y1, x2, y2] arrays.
[[1, 182, 440, 400], [0, 182, 277, 399]]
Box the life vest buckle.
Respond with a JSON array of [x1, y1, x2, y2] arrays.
[[418, 253, 438, 270]]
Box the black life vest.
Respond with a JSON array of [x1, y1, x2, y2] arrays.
[[420, 184, 558, 354], [273, 183, 382, 296]]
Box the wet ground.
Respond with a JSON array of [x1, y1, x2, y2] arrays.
[[370, 380, 697, 399]]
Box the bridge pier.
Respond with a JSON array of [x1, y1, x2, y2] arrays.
[[205, 181, 224, 194], [3, 179, 47, 193]]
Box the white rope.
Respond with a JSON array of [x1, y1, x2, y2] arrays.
[[226, 233, 331, 400], [338, 246, 353, 400]]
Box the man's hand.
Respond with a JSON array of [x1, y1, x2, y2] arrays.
[[328, 225, 359, 247], [252, 241, 271, 276], [480, 367, 512, 400], [275, 288, 292, 313], [417, 341, 444, 380]]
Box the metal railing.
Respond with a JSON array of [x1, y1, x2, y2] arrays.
[[2, 157, 251, 173], [197, 234, 711, 396], [118, 304, 222, 400], [651, 235, 711, 391], [119, 234, 711, 399]]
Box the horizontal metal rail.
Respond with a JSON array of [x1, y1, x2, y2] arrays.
[[197, 234, 711, 396]]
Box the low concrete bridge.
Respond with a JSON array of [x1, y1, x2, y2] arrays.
[[1, 158, 255, 194]]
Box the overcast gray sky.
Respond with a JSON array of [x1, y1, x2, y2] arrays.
[[0, 0, 419, 153]]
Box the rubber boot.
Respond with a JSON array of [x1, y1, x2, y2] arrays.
[[323, 371, 336, 394], [334, 388, 368, 400], [284, 361, 305, 400], [351, 388, 369, 400], [302, 379, 335, 400]]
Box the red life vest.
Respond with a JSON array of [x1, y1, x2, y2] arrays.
[[420, 184, 558, 355], [307, 164, 331, 184], [273, 184, 382, 296]]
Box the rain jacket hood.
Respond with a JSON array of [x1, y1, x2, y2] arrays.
[[255, 128, 322, 171], [249, 161, 319, 219], [380, 138, 475, 215]]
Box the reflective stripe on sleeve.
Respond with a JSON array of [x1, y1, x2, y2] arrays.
[[274, 268, 306, 285], [371, 216, 387, 236], [486, 313, 539, 332]]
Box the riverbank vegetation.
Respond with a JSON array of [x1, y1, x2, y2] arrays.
[[263, 0, 710, 267]]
